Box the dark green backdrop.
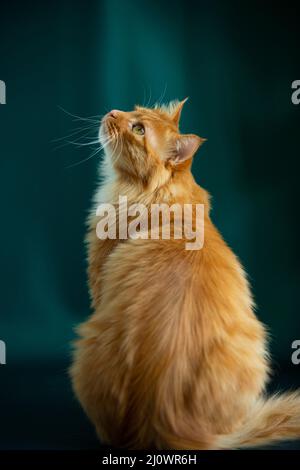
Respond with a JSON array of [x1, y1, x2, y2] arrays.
[[0, 0, 299, 449]]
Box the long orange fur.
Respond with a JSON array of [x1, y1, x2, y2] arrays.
[[70, 99, 300, 449]]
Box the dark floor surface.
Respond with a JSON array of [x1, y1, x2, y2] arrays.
[[0, 361, 299, 450]]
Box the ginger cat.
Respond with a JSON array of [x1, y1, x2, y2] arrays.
[[70, 99, 300, 449]]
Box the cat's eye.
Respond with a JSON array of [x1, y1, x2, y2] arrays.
[[132, 123, 145, 135]]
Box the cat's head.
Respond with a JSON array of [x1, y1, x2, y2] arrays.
[[99, 99, 205, 187]]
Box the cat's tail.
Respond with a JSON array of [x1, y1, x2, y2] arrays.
[[216, 392, 300, 449]]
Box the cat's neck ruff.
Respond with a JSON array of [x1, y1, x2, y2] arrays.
[[93, 151, 198, 209]]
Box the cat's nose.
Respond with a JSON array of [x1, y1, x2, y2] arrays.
[[108, 109, 120, 119]]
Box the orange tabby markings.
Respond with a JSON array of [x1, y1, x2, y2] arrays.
[[70, 99, 300, 449]]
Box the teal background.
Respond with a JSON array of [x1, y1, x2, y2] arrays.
[[0, 0, 300, 449]]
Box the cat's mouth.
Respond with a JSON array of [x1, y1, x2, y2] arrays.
[[100, 118, 119, 142]]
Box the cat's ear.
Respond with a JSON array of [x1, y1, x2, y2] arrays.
[[169, 134, 206, 165], [171, 97, 189, 126]]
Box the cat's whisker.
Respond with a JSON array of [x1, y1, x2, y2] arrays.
[[52, 124, 99, 143], [107, 130, 121, 164], [146, 86, 152, 108], [65, 136, 114, 169], [66, 139, 101, 148], [53, 129, 100, 151], [65, 148, 103, 169], [98, 133, 115, 148], [109, 134, 119, 161], [58, 106, 101, 124], [156, 83, 168, 108], [113, 135, 123, 166]]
